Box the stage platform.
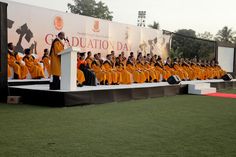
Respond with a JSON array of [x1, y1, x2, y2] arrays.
[[8, 79, 236, 107], [8, 79, 50, 86]]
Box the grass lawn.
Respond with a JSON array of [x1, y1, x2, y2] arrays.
[[220, 89, 236, 94], [0, 94, 236, 157]]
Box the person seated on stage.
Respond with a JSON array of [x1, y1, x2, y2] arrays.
[[85, 51, 93, 68], [136, 53, 150, 82], [137, 55, 156, 83], [172, 58, 188, 81], [191, 58, 204, 80], [209, 60, 219, 79], [23, 48, 45, 79], [180, 58, 196, 80], [91, 54, 108, 85], [126, 58, 145, 83], [150, 56, 156, 65], [102, 54, 120, 85], [120, 51, 127, 63], [75, 53, 86, 87], [214, 60, 226, 78], [153, 54, 158, 61], [204, 60, 214, 79], [97, 53, 104, 65], [40, 49, 51, 78], [144, 60, 160, 82], [200, 60, 208, 80], [154, 56, 171, 81], [146, 53, 151, 62], [7, 42, 28, 79], [164, 57, 177, 76], [114, 57, 123, 84], [111, 50, 116, 64], [128, 52, 134, 59], [128, 52, 136, 65], [118, 62, 132, 84], [77, 52, 96, 86]]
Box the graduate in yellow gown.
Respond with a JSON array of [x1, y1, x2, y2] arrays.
[[49, 32, 65, 89], [85, 51, 93, 68], [126, 58, 146, 83], [164, 57, 176, 76], [154, 56, 171, 81], [23, 48, 45, 79], [145, 61, 160, 82], [91, 54, 108, 85], [172, 58, 188, 80], [103, 54, 119, 85], [115, 57, 133, 84], [214, 60, 226, 78], [7, 43, 28, 79], [181, 58, 196, 80], [136, 53, 149, 82], [41, 49, 51, 78]]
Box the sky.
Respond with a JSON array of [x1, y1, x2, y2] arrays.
[[9, 0, 236, 35]]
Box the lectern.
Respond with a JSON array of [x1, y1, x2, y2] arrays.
[[58, 47, 80, 91]]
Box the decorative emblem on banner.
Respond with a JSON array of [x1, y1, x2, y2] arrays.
[[92, 20, 100, 32], [54, 16, 64, 31]]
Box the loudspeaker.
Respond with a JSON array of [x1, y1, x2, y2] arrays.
[[222, 74, 233, 81], [167, 75, 181, 84]]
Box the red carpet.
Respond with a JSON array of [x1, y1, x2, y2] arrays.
[[205, 92, 236, 99]]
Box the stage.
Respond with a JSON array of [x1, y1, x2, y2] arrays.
[[8, 79, 236, 107]]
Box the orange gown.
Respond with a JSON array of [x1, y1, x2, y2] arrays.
[[91, 61, 108, 84], [85, 57, 93, 69], [173, 63, 188, 80], [8, 52, 28, 79], [103, 60, 119, 84], [41, 55, 51, 78], [117, 63, 132, 84], [23, 55, 45, 79], [76, 59, 86, 84], [50, 38, 64, 76], [154, 61, 171, 81], [126, 63, 146, 83]]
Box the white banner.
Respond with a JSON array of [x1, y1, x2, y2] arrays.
[[4, 0, 171, 59]]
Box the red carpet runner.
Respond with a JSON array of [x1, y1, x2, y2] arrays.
[[205, 92, 236, 99]]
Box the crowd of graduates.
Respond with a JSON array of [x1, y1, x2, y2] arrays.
[[8, 41, 226, 87], [76, 51, 226, 86]]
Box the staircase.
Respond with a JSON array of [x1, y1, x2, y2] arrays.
[[188, 83, 216, 95]]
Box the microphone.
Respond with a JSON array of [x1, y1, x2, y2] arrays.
[[64, 37, 69, 43]]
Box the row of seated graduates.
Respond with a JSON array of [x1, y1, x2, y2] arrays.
[[76, 51, 226, 86], [8, 43, 226, 87], [7, 42, 45, 80]]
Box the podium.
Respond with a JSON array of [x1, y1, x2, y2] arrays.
[[58, 47, 80, 91]]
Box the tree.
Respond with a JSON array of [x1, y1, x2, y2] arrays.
[[215, 26, 235, 44], [68, 0, 113, 21], [171, 29, 215, 60], [197, 31, 213, 40], [148, 21, 160, 30]]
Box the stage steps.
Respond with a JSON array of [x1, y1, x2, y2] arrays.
[[188, 83, 216, 95]]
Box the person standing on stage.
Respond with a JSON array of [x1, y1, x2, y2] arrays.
[[49, 32, 65, 90]]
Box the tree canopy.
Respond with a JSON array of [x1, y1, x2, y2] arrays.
[[171, 29, 215, 60], [68, 0, 113, 21], [148, 21, 160, 30], [215, 26, 235, 44]]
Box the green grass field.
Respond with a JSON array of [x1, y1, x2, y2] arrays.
[[220, 89, 236, 94], [0, 90, 236, 157]]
